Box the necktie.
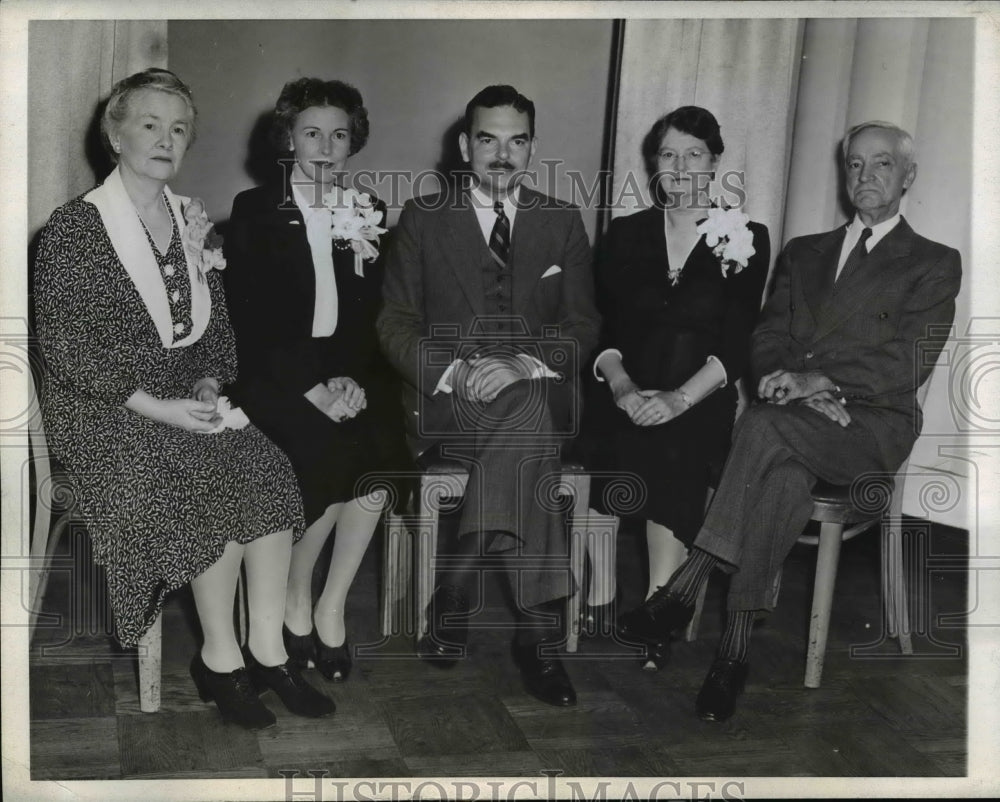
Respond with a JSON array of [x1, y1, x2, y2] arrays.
[[836, 226, 872, 284], [489, 201, 510, 268]]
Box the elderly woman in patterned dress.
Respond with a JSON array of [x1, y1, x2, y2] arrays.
[[33, 68, 333, 729]]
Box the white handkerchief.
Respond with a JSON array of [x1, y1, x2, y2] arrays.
[[199, 395, 251, 434], [541, 265, 562, 278]]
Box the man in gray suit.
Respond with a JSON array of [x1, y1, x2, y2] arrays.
[[617, 120, 962, 721], [378, 85, 600, 706]]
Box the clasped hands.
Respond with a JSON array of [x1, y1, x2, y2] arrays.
[[611, 378, 689, 427], [453, 354, 534, 404], [305, 377, 367, 422], [757, 369, 850, 427]]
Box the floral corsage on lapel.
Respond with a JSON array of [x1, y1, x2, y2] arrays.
[[322, 187, 388, 277], [693, 207, 756, 282], [182, 198, 226, 282]]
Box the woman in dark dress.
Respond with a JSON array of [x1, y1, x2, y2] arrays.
[[34, 69, 333, 729], [582, 107, 770, 665], [225, 78, 407, 682]]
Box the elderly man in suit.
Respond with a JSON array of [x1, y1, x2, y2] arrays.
[[618, 120, 962, 721], [378, 85, 600, 706]]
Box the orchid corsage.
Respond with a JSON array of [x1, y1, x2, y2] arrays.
[[693, 207, 756, 282], [182, 198, 226, 283], [322, 187, 388, 277]]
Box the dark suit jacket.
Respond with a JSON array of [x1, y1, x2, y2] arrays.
[[224, 181, 392, 424], [377, 185, 601, 444], [751, 216, 962, 470]]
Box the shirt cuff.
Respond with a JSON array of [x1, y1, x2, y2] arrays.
[[593, 348, 623, 382], [520, 353, 559, 380], [435, 359, 461, 395], [706, 355, 728, 389]]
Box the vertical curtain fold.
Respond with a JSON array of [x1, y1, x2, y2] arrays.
[[28, 20, 167, 239]]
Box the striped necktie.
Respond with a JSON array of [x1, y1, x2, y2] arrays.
[[489, 200, 510, 268]]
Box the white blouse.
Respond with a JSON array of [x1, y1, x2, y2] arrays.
[[291, 181, 338, 337]]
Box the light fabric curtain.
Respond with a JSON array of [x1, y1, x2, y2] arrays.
[[610, 18, 804, 264], [28, 20, 167, 238], [610, 17, 974, 528]]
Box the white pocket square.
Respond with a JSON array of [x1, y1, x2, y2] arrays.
[[541, 265, 562, 278]]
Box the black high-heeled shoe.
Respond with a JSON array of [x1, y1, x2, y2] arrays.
[[190, 653, 276, 730], [244, 650, 336, 718], [282, 623, 315, 671], [314, 634, 352, 682]]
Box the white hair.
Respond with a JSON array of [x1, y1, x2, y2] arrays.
[[842, 120, 916, 166]]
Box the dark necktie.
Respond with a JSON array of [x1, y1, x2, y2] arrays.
[[837, 226, 872, 284], [489, 201, 510, 268]]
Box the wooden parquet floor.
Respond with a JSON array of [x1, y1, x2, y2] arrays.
[[27, 517, 968, 781]]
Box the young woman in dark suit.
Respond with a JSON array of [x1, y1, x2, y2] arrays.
[[225, 78, 408, 682]]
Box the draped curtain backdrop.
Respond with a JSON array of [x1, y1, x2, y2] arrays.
[[28, 20, 167, 239], [610, 18, 974, 528]]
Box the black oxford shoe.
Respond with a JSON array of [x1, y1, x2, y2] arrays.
[[190, 653, 276, 730], [416, 584, 470, 669], [696, 658, 749, 722], [617, 586, 694, 644], [513, 641, 577, 707], [246, 654, 336, 718]]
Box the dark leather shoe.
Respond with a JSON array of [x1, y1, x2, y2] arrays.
[[617, 586, 694, 644], [696, 658, 749, 722], [641, 639, 671, 671], [246, 653, 335, 718], [416, 584, 470, 669], [190, 653, 276, 730], [282, 624, 315, 671], [513, 641, 577, 707], [315, 635, 352, 682]]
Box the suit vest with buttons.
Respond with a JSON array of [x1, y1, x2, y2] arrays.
[[474, 204, 516, 345]]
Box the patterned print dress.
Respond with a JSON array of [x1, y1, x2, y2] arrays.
[[34, 193, 306, 647]]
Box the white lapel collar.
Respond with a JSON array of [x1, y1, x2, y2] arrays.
[[85, 167, 211, 348]]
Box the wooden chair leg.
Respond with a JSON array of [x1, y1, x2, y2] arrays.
[[805, 521, 845, 688], [883, 518, 913, 654], [30, 509, 72, 636], [138, 614, 162, 713], [564, 472, 591, 653], [415, 482, 444, 642], [382, 510, 405, 637], [685, 581, 708, 642]]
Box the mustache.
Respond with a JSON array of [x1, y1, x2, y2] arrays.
[[488, 160, 517, 170]]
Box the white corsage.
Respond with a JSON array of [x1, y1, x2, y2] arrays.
[[695, 207, 756, 281], [321, 187, 387, 277], [182, 198, 227, 282]]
